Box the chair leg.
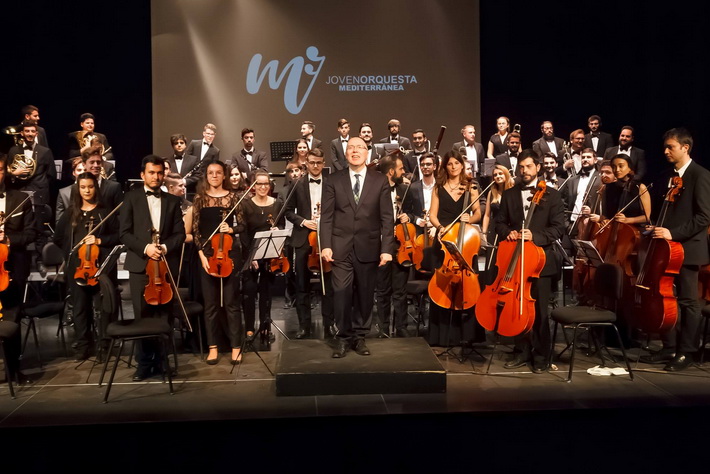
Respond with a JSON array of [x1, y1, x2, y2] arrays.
[[566, 325, 579, 382], [103, 339, 125, 403], [549, 321, 559, 367], [160, 336, 174, 395], [610, 324, 634, 381], [1, 341, 15, 399]]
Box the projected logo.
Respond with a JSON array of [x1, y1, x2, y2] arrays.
[[246, 46, 325, 115]]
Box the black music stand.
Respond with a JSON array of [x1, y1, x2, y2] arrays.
[[571, 240, 604, 267], [269, 140, 298, 163]]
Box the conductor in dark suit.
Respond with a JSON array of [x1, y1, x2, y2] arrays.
[[165, 134, 201, 191], [532, 121, 565, 164], [494, 149, 566, 373], [583, 115, 614, 156], [186, 123, 220, 162], [119, 155, 186, 381], [321, 137, 395, 357], [231, 128, 270, 183], [641, 128, 710, 371], [329, 118, 350, 171], [603, 126, 646, 182], [452, 125, 485, 177]]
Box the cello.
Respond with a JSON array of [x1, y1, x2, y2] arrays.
[[144, 230, 174, 306], [571, 182, 604, 305], [632, 176, 684, 333], [476, 181, 547, 337], [74, 216, 100, 286]]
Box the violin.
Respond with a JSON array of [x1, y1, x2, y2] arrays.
[[207, 209, 234, 278], [74, 216, 100, 286], [144, 230, 174, 305], [267, 214, 290, 275], [428, 185, 481, 311], [394, 196, 422, 268], [0, 212, 10, 293], [632, 176, 684, 333], [307, 204, 331, 274], [476, 180, 547, 337]]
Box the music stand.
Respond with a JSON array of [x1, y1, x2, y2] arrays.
[[270, 140, 297, 163], [571, 240, 603, 267], [483, 157, 496, 177]]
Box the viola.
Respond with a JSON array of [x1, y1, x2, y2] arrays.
[[476, 181, 547, 337], [144, 230, 174, 305], [74, 216, 100, 287], [307, 204, 331, 274], [207, 209, 234, 278], [267, 214, 290, 275], [428, 186, 481, 311], [632, 176, 684, 333], [394, 196, 422, 268]]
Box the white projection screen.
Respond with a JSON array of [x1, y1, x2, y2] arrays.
[[151, 0, 480, 169]]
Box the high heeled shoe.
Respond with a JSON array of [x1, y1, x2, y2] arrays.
[[231, 348, 242, 365], [206, 346, 219, 365]]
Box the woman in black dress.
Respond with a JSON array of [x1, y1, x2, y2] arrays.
[[54, 172, 119, 360]]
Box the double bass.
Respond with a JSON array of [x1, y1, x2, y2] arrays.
[[632, 176, 684, 333], [476, 181, 547, 337]]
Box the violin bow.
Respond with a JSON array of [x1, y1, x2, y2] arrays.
[[440, 180, 495, 238], [0, 194, 32, 229], [594, 182, 653, 236], [68, 202, 123, 255], [154, 234, 193, 333]]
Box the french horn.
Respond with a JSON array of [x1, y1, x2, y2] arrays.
[[8, 152, 37, 180]]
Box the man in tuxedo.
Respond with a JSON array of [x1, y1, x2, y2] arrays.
[[321, 136, 395, 357], [68, 113, 114, 163], [0, 155, 37, 381], [404, 129, 430, 181], [119, 155, 185, 380], [584, 115, 614, 156], [561, 129, 586, 177], [541, 152, 565, 189], [379, 118, 412, 151], [640, 128, 710, 371], [560, 148, 599, 236], [7, 120, 56, 207], [495, 149, 566, 373], [300, 121, 322, 150], [603, 126, 646, 182], [83, 147, 123, 210], [164, 134, 201, 191], [532, 121, 565, 164], [452, 125, 485, 177], [495, 131, 522, 177], [232, 128, 270, 183], [21, 105, 49, 148], [284, 148, 335, 339], [56, 157, 84, 224], [329, 118, 350, 171], [186, 123, 220, 163], [407, 152, 438, 234], [359, 123, 384, 165]]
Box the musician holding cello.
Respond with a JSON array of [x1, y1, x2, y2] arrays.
[[119, 155, 185, 381], [284, 148, 335, 339], [54, 172, 120, 361], [427, 150, 482, 347], [639, 128, 710, 371], [186, 160, 243, 365], [492, 149, 566, 373]]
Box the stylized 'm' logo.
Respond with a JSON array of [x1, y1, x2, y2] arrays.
[[246, 46, 325, 115]]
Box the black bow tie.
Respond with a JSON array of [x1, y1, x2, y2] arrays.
[[243, 149, 252, 155], [309, 178, 321, 184], [0, 192, 5, 198], [522, 185, 536, 191], [341, 139, 348, 143], [619, 145, 630, 151], [578, 170, 591, 177], [146, 190, 161, 198], [203, 142, 210, 147], [390, 185, 397, 192], [591, 132, 600, 137], [24, 145, 33, 151], [174, 155, 183, 160]]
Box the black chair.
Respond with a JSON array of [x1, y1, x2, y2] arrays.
[[0, 320, 19, 399], [20, 243, 68, 366], [406, 278, 430, 336], [98, 318, 175, 403], [550, 263, 634, 382]]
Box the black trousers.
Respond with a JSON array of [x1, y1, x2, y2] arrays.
[[129, 272, 172, 369], [200, 270, 242, 348], [294, 245, 334, 330], [331, 253, 378, 342], [661, 264, 703, 354], [513, 276, 552, 364], [71, 279, 101, 353], [242, 261, 274, 333], [375, 260, 409, 332]]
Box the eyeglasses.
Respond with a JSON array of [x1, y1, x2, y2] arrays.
[[347, 145, 368, 151], [255, 182, 270, 187], [307, 161, 324, 166]]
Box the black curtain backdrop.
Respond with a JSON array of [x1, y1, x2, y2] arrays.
[[2, 1, 708, 184]]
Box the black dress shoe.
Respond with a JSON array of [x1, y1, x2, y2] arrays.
[[295, 329, 310, 339], [353, 339, 371, 356], [323, 325, 337, 338], [664, 353, 693, 372], [640, 350, 676, 364], [503, 354, 529, 369], [532, 361, 549, 374], [132, 366, 153, 382], [395, 328, 409, 338], [332, 339, 348, 358], [73, 350, 90, 362]]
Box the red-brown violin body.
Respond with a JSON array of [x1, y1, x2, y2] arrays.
[[75, 217, 99, 286], [207, 229, 234, 278], [144, 231, 173, 305]]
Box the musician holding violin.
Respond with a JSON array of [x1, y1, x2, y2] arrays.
[[284, 148, 335, 339], [427, 150, 482, 347], [186, 160, 243, 365], [492, 149, 566, 373], [119, 155, 185, 382], [639, 128, 710, 371], [54, 172, 120, 361]]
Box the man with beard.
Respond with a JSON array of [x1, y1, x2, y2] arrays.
[[358, 122, 384, 165], [603, 126, 646, 182], [584, 115, 614, 156], [561, 148, 600, 237], [532, 121, 565, 164], [541, 152, 565, 189], [494, 149, 566, 373], [495, 131, 522, 177], [404, 129, 430, 181], [562, 129, 587, 177], [374, 153, 412, 338], [379, 118, 412, 151]]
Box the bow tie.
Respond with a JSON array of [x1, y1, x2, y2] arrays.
[[522, 185, 536, 191], [243, 149, 252, 155], [24, 145, 33, 151], [591, 132, 600, 137], [578, 170, 591, 177], [309, 178, 321, 184], [341, 139, 348, 143], [0, 192, 5, 198], [146, 190, 161, 198], [619, 145, 630, 151], [203, 142, 210, 147], [174, 155, 183, 160], [390, 185, 397, 192]]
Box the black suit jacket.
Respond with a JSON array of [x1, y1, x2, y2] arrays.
[[165, 153, 201, 188], [68, 131, 113, 161], [495, 152, 520, 177], [6, 144, 56, 206], [379, 136, 412, 151], [656, 161, 710, 265], [285, 175, 326, 248], [320, 167, 395, 262], [584, 131, 614, 156], [231, 149, 270, 181], [119, 187, 186, 273], [532, 137, 565, 162], [560, 170, 600, 215], [3, 189, 37, 283], [495, 182, 567, 277], [452, 140, 485, 174], [186, 139, 220, 162], [405, 180, 428, 233], [329, 137, 349, 171], [603, 146, 647, 182], [99, 179, 123, 211]]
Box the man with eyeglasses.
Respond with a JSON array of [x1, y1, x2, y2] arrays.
[[285, 148, 335, 339], [186, 123, 220, 162], [321, 137, 395, 357], [562, 129, 587, 177], [407, 152, 438, 236], [329, 118, 350, 171]]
